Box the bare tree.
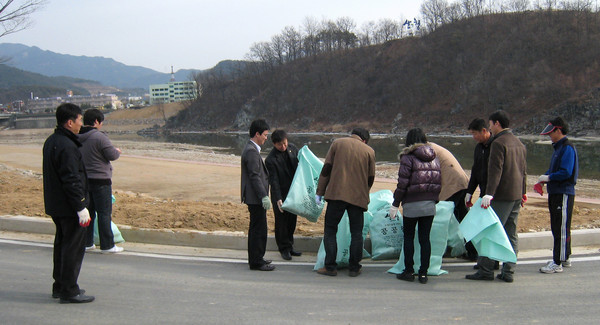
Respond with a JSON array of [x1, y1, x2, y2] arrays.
[[0, 0, 46, 38], [301, 16, 321, 57], [504, 0, 531, 12], [421, 0, 450, 31]]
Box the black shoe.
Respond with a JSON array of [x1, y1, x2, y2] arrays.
[[348, 269, 362, 277], [290, 250, 302, 257], [317, 267, 337, 276], [262, 259, 272, 265], [59, 294, 95, 304], [396, 271, 415, 282], [53, 289, 85, 299], [250, 264, 275, 271], [465, 272, 494, 281], [496, 273, 514, 283], [418, 274, 428, 284], [473, 261, 500, 270], [280, 251, 292, 260]]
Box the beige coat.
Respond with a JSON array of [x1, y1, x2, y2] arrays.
[[428, 142, 469, 201], [316, 135, 376, 210]]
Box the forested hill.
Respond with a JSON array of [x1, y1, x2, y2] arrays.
[[169, 10, 600, 136]]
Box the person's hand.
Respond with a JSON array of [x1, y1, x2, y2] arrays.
[[116, 147, 122, 154], [533, 182, 544, 196], [77, 208, 91, 227], [261, 196, 271, 211], [538, 175, 550, 183], [464, 193, 473, 208], [388, 206, 399, 220], [521, 194, 528, 207], [481, 195, 493, 209], [315, 195, 323, 205], [277, 199, 283, 213]]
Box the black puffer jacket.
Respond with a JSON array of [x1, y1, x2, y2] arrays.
[[392, 143, 442, 207]]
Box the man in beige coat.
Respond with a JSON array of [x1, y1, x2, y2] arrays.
[[315, 128, 376, 277]]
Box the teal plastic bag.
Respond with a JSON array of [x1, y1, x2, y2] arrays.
[[281, 146, 324, 222], [93, 194, 125, 245], [458, 198, 517, 263], [368, 190, 403, 260], [388, 201, 454, 276], [313, 211, 371, 270], [446, 206, 467, 257]]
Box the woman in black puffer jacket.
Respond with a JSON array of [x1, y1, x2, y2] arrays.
[[389, 128, 441, 284]]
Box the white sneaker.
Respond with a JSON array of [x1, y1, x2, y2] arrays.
[[85, 244, 96, 251], [540, 261, 563, 273], [101, 246, 124, 254], [562, 259, 571, 268]]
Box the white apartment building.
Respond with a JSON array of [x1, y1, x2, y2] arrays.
[[149, 80, 198, 104]]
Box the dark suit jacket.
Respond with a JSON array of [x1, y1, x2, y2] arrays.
[[265, 143, 299, 202], [241, 140, 269, 205]]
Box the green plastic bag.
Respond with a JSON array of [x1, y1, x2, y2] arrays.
[[458, 198, 517, 263], [446, 203, 467, 257], [313, 211, 371, 270], [93, 194, 125, 245], [281, 146, 324, 222], [388, 201, 454, 276], [368, 190, 403, 260]]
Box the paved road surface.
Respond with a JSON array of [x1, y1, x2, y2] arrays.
[[1, 237, 599, 324]]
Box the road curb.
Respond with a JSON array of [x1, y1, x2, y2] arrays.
[[2, 214, 599, 252]]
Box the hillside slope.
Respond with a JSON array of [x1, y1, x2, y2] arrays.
[[169, 10, 600, 136]]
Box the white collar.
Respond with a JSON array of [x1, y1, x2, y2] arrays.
[[250, 139, 261, 152]]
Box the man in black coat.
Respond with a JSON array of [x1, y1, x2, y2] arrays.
[[265, 130, 301, 260], [43, 103, 94, 303], [241, 119, 274, 271]]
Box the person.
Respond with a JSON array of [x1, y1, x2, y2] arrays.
[[466, 110, 527, 283], [78, 108, 123, 253], [463, 118, 494, 261], [537, 117, 579, 274], [241, 119, 274, 271], [43, 103, 95, 303], [427, 141, 473, 259], [315, 128, 375, 277], [264, 130, 301, 260], [389, 128, 441, 284]]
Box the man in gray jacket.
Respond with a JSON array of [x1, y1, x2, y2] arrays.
[[78, 109, 122, 253]]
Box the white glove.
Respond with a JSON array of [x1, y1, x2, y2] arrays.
[[77, 208, 91, 227], [388, 206, 399, 220], [261, 196, 271, 211], [481, 195, 493, 209], [277, 200, 283, 213], [464, 193, 473, 208], [315, 195, 323, 205], [538, 175, 550, 183]]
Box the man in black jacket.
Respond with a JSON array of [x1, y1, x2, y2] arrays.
[[265, 130, 301, 260], [43, 103, 94, 303]]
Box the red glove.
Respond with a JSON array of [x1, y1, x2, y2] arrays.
[[533, 182, 544, 196], [521, 194, 528, 207]]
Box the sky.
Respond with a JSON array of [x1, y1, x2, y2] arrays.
[[1, 0, 424, 73]]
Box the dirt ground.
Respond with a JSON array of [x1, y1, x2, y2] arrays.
[[1, 107, 599, 236]]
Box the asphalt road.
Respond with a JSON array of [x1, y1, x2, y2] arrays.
[[1, 238, 599, 324]]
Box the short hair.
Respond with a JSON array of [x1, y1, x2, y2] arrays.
[[249, 119, 269, 137], [489, 110, 510, 129], [405, 128, 428, 147], [83, 108, 104, 126], [271, 129, 287, 144], [468, 118, 486, 132], [351, 127, 370, 143], [549, 116, 569, 135], [56, 103, 82, 126]]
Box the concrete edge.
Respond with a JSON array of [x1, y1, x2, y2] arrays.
[[2, 214, 599, 253]]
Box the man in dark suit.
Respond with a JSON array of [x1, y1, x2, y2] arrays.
[[265, 130, 301, 260], [241, 119, 274, 271]]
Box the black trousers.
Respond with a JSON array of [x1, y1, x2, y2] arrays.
[[247, 204, 268, 267], [51, 215, 86, 298], [323, 200, 364, 272], [549, 193, 574, 264], [402, 215, 434, 275], [448, 189, 478, 259], [273, 203, 297, 253]]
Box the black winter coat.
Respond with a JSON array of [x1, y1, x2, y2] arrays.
[[265, 143, 299, 202], [466, 137, 492, 197], [392, 143, 442, 207], [43, 126, 88, 217]]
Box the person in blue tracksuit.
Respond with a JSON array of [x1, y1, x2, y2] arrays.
[[537, 117, 579, 274]]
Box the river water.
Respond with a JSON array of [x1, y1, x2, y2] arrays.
[[134, 132, 599, 180]]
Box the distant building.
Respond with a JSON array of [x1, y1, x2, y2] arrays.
[[149, 80, 198, 105], [26, 93, 121, 112]]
